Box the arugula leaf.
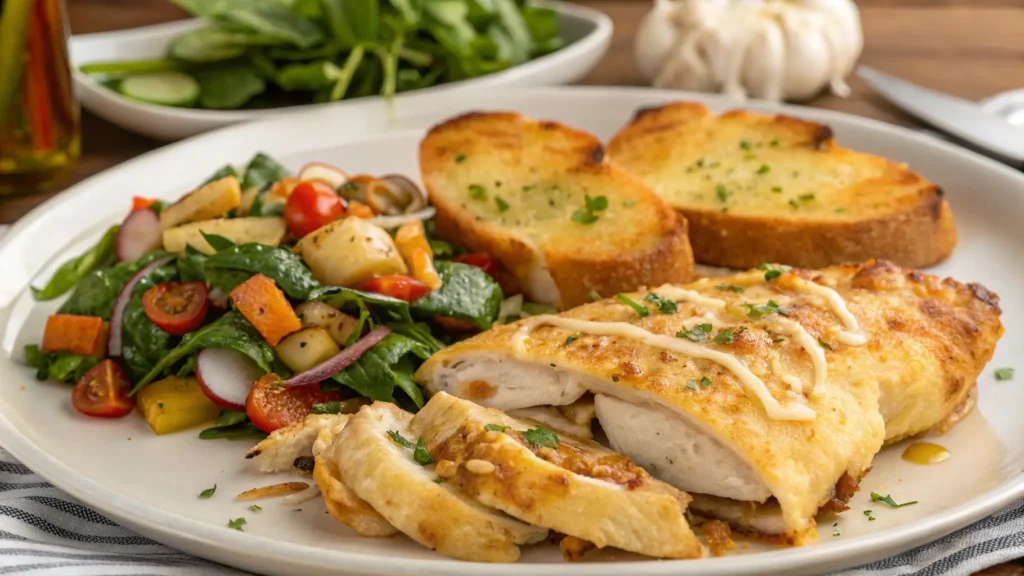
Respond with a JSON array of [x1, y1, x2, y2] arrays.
[[328, 333, 432, 407], [275, 60, 343, 91], [204, 243, 320, 299], [32, 225, 119, 301], [522, 6, 562, 55], [240, 152, 290, 192], [410, 261, 502, 330], [215, 0, 326, 48], [523, 426, 558, 449], [133, 311, 275, 393], [59, 251, 172, 319], [24, 345, 101, 383]]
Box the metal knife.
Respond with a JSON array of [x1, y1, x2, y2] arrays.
[[857, 66, 1024, 164]]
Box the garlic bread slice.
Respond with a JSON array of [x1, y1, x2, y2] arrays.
[[333, 402, 547, 562], [607, 102, 957, 269], [411, 392, 704, 560], [420, 112, 693, 309]]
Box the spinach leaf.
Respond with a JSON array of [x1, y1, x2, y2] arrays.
[[199, 231, 236, 252], [411, 261, 502, 330], [248, 198, 286, 217], [32, 225, 119, 301], [24, 345, 101, 383], [327, 333, 432, 407], [205, 268, 253, 295], [119, 263, 178, 382], [205, 243, 320, 299], [317, 0, 378, 45], [177, 245, 208, 282], [169, 27, 251, 63], [522, 6, 562, 55], [196, 64, 267, 109], [59, 251, 172, 319], [492, 0, 531, 65], [202, 165, 240, 186], [133, 311, 274, 393], [199, 410, 267, 440], [217, 0, 326, 49], [311, 285, 414, 343], [240, 152, 290, 193], [275, 60, 342, 91]]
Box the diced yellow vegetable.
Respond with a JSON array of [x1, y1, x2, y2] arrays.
[[298, 216, 408, 287], [137, 376, 221, 435], [159, 176, 241, 231], [162, 217, 287, 254], [239, 187, 259, 216], [394, 220, 441, 289], [294, 301, 359, 347], [275, 327, 341, 373]]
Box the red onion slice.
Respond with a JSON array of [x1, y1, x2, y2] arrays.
[[108, 256, 174, 357], [283, 326, 391, 388]]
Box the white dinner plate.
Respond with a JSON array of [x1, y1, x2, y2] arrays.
[[0, 87, 1021, 576], [69, 3, 612, 141]]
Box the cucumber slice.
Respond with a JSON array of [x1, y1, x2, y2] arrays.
[[119, 72, 200, 108]]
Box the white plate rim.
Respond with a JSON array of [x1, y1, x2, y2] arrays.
[[2, 85, 1023, 575]]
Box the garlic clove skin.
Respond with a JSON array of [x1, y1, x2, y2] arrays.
[[635, 0, 682, 83]]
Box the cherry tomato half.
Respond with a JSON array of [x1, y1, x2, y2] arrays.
[[356, 275, 431, 302], [142, 281, 209, 336], [246, 373, 342, 433], [453, 253, 522, 296], [452, 253, 496, 274], [72, 360, 135, 418], [131, 196, 159, 212], [285, 180, 345, 238]]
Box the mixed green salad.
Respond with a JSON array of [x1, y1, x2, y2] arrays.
[[80, 0, 565, 110], [25, 153, 550, 439]]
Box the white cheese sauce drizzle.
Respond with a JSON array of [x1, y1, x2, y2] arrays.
[[785, 277, 868, 346]]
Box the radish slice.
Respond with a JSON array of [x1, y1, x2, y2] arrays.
[[369, 207, 436, 230], [207, 288, 229, 308], [298, 162, 348, 190], [116, 208, 163, 262], [196, 348, 261, 411], [283, 326, 391, 388], [108, 256, 174, 357]]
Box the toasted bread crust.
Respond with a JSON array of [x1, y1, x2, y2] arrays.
[[421, 112, 694, 309], [608, 102, 958, 269]]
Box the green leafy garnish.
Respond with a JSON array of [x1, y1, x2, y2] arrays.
[[995, 367, 1014, 381], [588, 290, 601, 302], [700, 376, 712, 388], [863, 510, 875, 521], [789, 199, 800, 209], [227, 517, 247, 531], [773, 337, 786, 343], [311, 399, 367, 414], [455, 153, 467, 163], [495, 196, 510, 212], [742, 300, 788, 319], [571, 194, 608, 224], [616, 294, 649, 317], [716, 184, 730, 202], [818, 338, 833, 351], [24, 345, 101, 384], [677, 323, 713, 342], [798, 193, 816, 202], [388, 430, 416, 450], [433, 477, 446, 484], [469, 184, 487, 200], [643, 293, 678, 314], [771, 186, 783, 194], [387, 430, 434, 465], [716, 283, 745, 293], [199, 485, 217, 498], [870, 492, 918, 508], [756, 164, 770, 175], [485, 424, 508, 432], [564, 334, 580, 346], [523, 426, 559, 449], [714, 329, 735, 344], [758, 263, 792, 282], [199, 411, 267, 441], [739, 140, 752, 150], [249, 505, 262, 512], [31, 225, 119, 301]]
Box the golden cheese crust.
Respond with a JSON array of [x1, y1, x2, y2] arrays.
[[416, 260, 1002, 535], [606, 102, 958, 269], [420, 111, 694, 308]]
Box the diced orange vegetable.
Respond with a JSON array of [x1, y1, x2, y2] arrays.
[[42, 314, 107, 356], [229, 274, 301, 346], [347, 200, 376, 219], [395, 220, 442, 289], [268, 177, 300, 201], [132, 196, 159, 212]]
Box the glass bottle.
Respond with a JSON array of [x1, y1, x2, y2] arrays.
[[0, 0, 80, 196]]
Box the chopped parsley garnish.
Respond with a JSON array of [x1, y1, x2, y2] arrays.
[[739, 140, 752, 150], [695, 158, 706, 168], [863, 510, 876, 521], [565, 334, 580, 346], [871, 492, 918, 508], [744, 151, 757, 160], [524, 426, 559, 449], [789, 199, 800, 209], [623, 200, 636, 207], [588, 290, 601, 302], [198, 485, 216, 498], [798, 193, 816, 202], [700, 376, 712, 387], [771, 186, 783, 194], [818, 338, 833, 351], [616, 294, 649, 317], [716, 283, 745, 293], [773, 337, 786, 343], [834, 207, 846, 213], [743, 300, 788, 319], [714, 329, 735, 344], [468, 184, 486, 200], [995, 367, 1014, 381], [758, 263, 792, 281], [572, 194, 609, 225], [485, 424, 508, 433], [249, 505, 262, 512], [227, 517, 247, 531], [455, 153, 467, 163], [716, 184, 731, 202], [432, 477, 446, 484], [495, 196, 510, 212], [686, 379, 698, 391], [387, 430, 434, 465], [756, 164, 770, 175], [571, 209, 598, 224], [677, 323, 713, 343], [770, 139, 780, 147], [643, 292, 678, 314]]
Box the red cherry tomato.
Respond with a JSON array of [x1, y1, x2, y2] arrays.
[[452, 253, 496, 274], [285, 180, 345, 238], [452, 253, 521, 296], [246, 374, 342, 433], [356, 275, 431, 302], [131, 196, 159, 212], [432, 316, 478, 332], [72, 360, 135, 418], [143, 281, 209, 336]]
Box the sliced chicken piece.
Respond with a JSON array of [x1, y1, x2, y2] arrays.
[[557, 394, 595, 427], [508, 405, 593, 440], [246, 414, 346, 473], [313, 454, 397, 537], [333, 402, 547, 562], [415, 260, 1003, 540], [411, 392, 704, 560]]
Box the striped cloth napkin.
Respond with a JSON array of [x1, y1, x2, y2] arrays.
[[2, 448, 1023, 575]]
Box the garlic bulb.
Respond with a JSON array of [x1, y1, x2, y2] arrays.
[[635, 0, 863, 102]]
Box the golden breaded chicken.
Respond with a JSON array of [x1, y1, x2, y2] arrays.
[[415, 260, 1002, 540], [410, 392, 704, 559]]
